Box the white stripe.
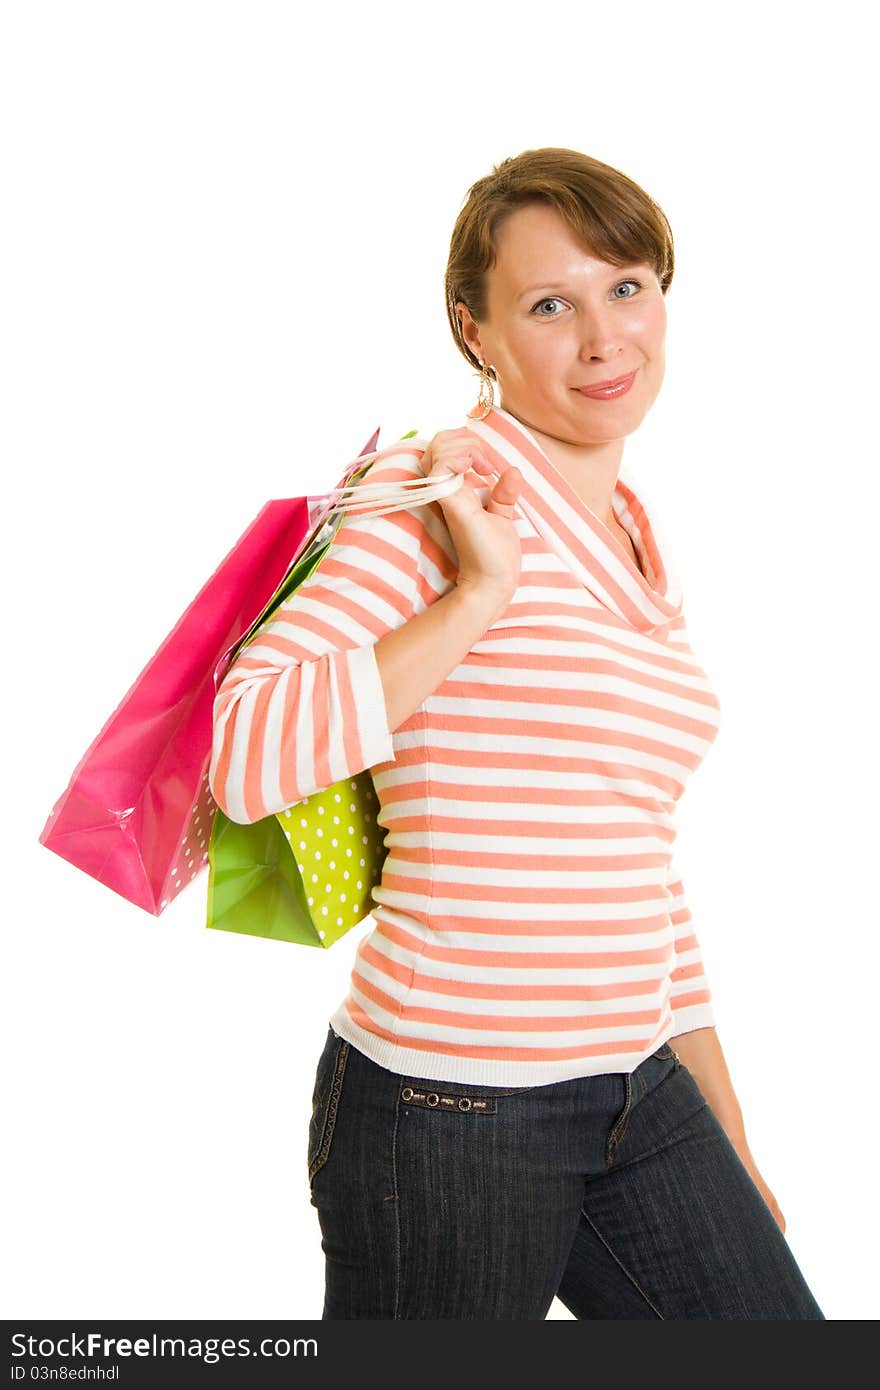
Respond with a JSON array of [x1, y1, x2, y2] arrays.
[[375, 797, 676, 831], [222, 685, 259, 823], [260, 665, 293, 816]]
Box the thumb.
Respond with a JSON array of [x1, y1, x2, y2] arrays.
[[485, 467, 522, 516], [492, 466, 522, 503]]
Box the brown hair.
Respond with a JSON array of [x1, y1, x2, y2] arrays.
[[444, 147, 675, 378]]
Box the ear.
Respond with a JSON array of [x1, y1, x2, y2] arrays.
[[456, 300, 484, 360]]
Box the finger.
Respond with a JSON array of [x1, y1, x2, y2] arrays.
[[430, 450, 479, 479], [464, 451, 496, 478], [491, 466, 522, 503]]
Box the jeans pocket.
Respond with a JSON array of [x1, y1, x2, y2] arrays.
[[652, 1040, 682, 1068], [307, 1027, 350, 1186]]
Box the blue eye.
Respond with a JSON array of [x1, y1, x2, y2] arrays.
[[532, 297, 566, 317], [530, 279, 643, 317]]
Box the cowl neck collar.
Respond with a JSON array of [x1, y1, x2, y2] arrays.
[[461, 402, 684, 636]]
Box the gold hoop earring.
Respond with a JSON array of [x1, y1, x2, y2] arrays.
[[467, 359, 497, 421]]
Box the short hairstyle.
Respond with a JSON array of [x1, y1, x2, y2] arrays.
[[445, 147, 675, 378]]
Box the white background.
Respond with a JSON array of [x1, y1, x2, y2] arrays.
[[3, 0, 876, 1322]]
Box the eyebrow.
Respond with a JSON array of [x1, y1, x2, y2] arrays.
[[516, 266, 649, 300]]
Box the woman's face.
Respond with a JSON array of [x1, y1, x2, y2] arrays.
[[457, 202, 667, 447]]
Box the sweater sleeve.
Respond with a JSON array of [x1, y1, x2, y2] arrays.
[[666, 854, 717, 1036], [209, 443, 456, 824]]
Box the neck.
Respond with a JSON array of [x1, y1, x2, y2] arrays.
[[502, 406, 625, 529]]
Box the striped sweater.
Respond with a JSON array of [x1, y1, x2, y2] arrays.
[[210, 402, 721, 1086]]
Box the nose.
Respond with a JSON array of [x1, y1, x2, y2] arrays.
[[576, 306, 627, 362]]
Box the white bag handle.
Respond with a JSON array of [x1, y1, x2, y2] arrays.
[[317, 451, 465, 520]]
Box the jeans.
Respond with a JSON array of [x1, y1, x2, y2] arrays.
[[307, 1024, 825, 1320]]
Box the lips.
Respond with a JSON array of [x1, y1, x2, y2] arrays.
[[576, 371, 636, 394]]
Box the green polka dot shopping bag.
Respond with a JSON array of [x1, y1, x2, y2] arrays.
[[207, 773, 385, 949]]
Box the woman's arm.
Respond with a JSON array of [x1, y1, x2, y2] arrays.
[[671, 1026, 786, 1231], [209, 445, 458, 823], [374, 580, 505, 732], [669, 1026, 743, 1141]]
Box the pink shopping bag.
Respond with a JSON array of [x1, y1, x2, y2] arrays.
[[38, 430, 381, 916]]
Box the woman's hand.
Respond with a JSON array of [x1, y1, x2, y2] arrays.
[[419, 428, 523, 608]]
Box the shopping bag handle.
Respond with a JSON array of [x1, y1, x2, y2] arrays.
[[313, 453, 465, 520]]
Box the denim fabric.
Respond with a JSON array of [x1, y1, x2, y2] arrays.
[[306, 1025, 825, 1320]]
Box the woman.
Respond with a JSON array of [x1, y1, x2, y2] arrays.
[[210, 148, 825, 1319]]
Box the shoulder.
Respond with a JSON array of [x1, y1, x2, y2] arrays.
[[335, 433, 456, 574], [354, 436, 430, 488]]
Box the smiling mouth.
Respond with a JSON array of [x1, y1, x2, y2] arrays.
[[574, 371, 637, 399]]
